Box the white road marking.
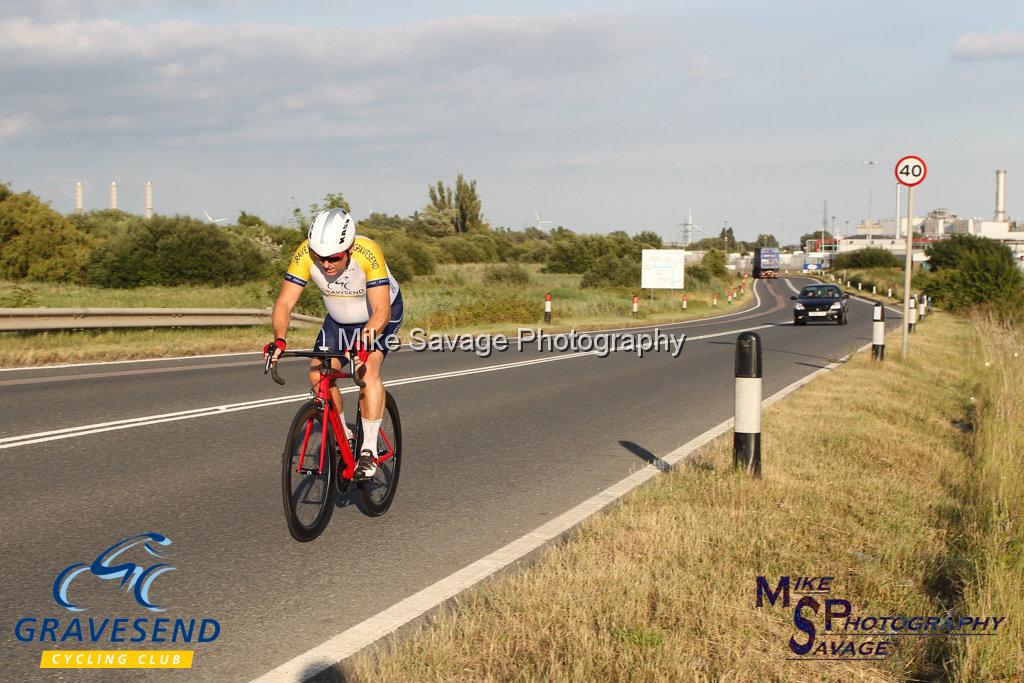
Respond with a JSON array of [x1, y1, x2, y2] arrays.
[[1, 283, 764, 374], [251, 340, 872, 682], [1, 322, 780, 450]]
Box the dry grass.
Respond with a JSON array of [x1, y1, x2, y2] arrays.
[[949, 316, 1024, 680], [0, 264, 751, 366], [0, 326, 274, 367], [346, 314, 989, 681]]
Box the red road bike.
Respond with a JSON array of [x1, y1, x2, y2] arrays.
[[266, 349, 402, 542]]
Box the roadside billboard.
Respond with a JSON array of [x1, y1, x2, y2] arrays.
[[641, 249, 686, 289]]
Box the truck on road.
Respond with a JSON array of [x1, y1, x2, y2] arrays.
[[753, 247, 781, 279]]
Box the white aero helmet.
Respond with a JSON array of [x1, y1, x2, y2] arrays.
[[308, 208, 355, 257]]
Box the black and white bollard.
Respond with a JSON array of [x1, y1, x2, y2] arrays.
[[908, 296, 917, 333], [872, 285, 877, 295], [887, 287, 893, 298], [872, 303, 885, 362], [733, 332, 762, 478], [918, 296, 926, 320], [544, 292, 552, 323]]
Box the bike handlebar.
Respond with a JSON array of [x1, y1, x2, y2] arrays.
[[264, 350, 366, 389]]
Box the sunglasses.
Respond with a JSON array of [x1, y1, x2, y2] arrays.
[[311, 250, 348, 264]]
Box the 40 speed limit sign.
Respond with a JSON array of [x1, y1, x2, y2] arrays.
[[895, 155, 927, 187]]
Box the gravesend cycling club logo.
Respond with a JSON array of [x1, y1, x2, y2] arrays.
[[13, 532, 222, 670], [756, 574, 1007, 661], [53, 532, 175, 612]]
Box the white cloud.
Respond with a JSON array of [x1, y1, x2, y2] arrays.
[[685, 55, 734, 82], [952, 31, 1024, 60], [0, 0, 233, 20], [0, 15, 648, 147], [0, 113, 29, 139]]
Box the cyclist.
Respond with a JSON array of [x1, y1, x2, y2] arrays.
[[264, 208, 403, 479]]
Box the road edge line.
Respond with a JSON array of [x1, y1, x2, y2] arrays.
[[252, 338, 871, 682], [2, 282, 763, 373]]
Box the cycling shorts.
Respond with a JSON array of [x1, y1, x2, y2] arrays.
[[314, 291, 403, 362]]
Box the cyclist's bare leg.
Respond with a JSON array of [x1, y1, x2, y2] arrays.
[[309, 358, 346, 420], [356, 350, 385, 421]]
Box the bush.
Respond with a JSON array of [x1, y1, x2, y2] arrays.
[[832, 247, 901, 269], [483, 263, 530, 286], [0, 184, 92, 281], [922, 241, 1024, 318], [82, 215, 269, 287], [450, 289, 539, 325], [580, 254, 641, 288], [0, 283, 39, 307], [701, 249, 728, 278], [437, 234, 499, 263]]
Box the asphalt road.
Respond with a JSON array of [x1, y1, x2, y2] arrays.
[[0, 277, 900, 681]]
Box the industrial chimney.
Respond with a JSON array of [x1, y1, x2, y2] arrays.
[[109, 182, 118, 210], [144, 180, 153, 219], [75, 182, 83, 214], [995, 169, 1007, 222]]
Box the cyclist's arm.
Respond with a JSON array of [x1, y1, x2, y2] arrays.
[[273, 240, 313, 343], [272, 281, 305, 342], [363, 285, 390, 340]]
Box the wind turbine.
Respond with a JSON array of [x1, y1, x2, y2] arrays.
[[677, 207, 708, 247], [536, 209, 552, 231], [203, 209, 228, 225]]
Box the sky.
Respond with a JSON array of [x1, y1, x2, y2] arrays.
[[1, 1, 1022, 242]]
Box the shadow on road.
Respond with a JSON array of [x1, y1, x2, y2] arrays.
[[619, 440, 658, 465], [703, 340, 834, 363], [305, 662, 351, 682]]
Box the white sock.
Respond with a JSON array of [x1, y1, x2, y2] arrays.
[[360, 418, 382, 455], [339, 410, 353, 441]]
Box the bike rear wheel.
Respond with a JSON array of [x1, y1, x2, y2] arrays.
[[281, 401, 337, 541], [354, 391, 402, 516]]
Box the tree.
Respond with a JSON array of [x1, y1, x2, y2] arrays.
[[633, 231, 663, 249], [719, 226, 737, 251], [923, 235, 1024, 316], [754, 233, 779, 248], [926, 234, 1008, 272], [799, 230, 833, 248], [701, 249, 728, 278], [427, 174, 485, 234], [0, 183, 91, 281], [290, 192, 351, 229], [832, 247, 901, 269], [237, 211, 269, 228]]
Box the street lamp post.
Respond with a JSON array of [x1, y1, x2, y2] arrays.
[[865, 160, 878, 245]]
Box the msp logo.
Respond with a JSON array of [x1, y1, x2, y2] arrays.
[[13, 532, 221, 670], [756, 575, 1007, 662], [53, 533, 175, 612]]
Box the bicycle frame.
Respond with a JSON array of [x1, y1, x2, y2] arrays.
[[293, 355, 397, 481]]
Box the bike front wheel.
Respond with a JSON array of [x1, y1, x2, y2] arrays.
[[281, 401, 337, 541], [355, 391, 402, 516]]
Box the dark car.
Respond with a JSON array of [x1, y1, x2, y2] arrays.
[[791, 284, 849, 325]]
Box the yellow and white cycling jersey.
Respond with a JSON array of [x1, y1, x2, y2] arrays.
[[284, 236, 401, 324]]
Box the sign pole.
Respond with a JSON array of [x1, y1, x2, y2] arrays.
[[894, 154, 926, 360], [901, 185, 914, 360]]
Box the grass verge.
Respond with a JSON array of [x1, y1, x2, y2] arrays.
[[343, 313, 1021, 681], [0, 265, 752, 367], [948, 315, 1024, 679]]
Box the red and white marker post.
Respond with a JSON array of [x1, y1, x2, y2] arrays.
[[682, 294, 688, 310], [632, 294, 639, 318], [544, 292, 552, 323]]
